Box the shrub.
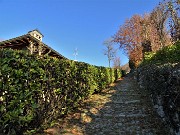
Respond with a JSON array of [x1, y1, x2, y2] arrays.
[[141, 41, 180, 66]]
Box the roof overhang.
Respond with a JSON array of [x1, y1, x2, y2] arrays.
[[0, 34, 67, 59]]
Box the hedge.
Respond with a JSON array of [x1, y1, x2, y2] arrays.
[[0, 49, 122, 134]]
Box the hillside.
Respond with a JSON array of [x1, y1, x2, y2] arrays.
[[121, 63, 130, 73]]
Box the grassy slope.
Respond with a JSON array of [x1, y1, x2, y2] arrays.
[[141, 41, 180, 66]]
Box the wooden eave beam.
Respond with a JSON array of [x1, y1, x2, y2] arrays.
[[0, 42, 25, 47], [49, 51, 62, 58], [0, 41, 12, 45], [16, 39, 27, 44], [19, 39, 28, 43]]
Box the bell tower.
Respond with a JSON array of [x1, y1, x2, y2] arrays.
[[28, 29, 44, 41]]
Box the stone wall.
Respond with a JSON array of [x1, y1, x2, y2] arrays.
[[136, 63, 180, 135]]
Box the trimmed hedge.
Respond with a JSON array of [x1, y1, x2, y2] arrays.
[[0, 49, 121, 134]]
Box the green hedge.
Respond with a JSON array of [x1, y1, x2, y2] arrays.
[[0, 49, 122, 134], [141, 41, 180, 65]]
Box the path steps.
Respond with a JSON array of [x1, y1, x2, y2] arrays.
[[49, 76, 169, 135], [84, 77, 168, 135]]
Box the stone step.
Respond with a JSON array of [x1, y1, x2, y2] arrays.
[[120, 90, 136, 92], [107, 105, 145, 110], [110, 100, 141, 104], [113, 94, 142, 96], [101, 112, 148, 118]]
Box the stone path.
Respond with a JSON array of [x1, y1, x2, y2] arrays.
[[45, 75, 169, 135]]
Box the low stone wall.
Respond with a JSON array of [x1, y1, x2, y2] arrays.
[[136, 63, 180, 135]]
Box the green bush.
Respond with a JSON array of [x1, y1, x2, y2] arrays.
[[0, 49, 122, 134], [121, 70, 126, 77], [141, 41, 180, 66], [129, 59, 136, 70], [114, 68, 122, 80]]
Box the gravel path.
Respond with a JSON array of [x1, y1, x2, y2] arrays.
[[45, 75, 169, 135]]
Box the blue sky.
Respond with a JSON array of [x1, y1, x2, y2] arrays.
[[0, 0, 161, 67]]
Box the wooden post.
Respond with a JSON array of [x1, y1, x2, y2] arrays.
[[27, 40, 34, 54], [38, 43, 43, 56]]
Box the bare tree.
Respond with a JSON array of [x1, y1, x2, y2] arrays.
[[113, 57, 121, 69], [103, 38, 117, 67], [167, 0, 180, 41], [150, 2, 169, 47]]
